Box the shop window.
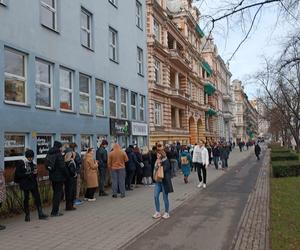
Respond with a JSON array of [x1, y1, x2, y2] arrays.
[[81, 135, 92, 154], [36, 135, 53, 158], [61, 134, 75, 149], [97, 135, 107, 148]]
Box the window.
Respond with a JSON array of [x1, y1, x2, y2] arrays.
[[139, 95, 145, 121], [40, 0, 57, 30], [109, 84, 117, 117], [81, 135, 92, 153], [96, 79, 105, 116], [154, 58, 161, 84], [0, 0, 8, 6], [154, 102, 162, 126], [136, 1, 143, 29], [4, 48, 27, 104], [79, 74, 91, 114], [109, 27, 118, 62], [60, 67, 73, 111], [120, 88, 128, 119], [109, 0, 117, 7], [37, 135, 53, 158], [153, 19, 160, 41], [36, 59, 53, 108], [137, 47, 144, 75], [61, 134, 74, 149], [131, 92, 137, 120], [81, 8, 93, 49]]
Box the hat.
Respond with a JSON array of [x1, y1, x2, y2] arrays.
[[64, 147, 73, 154], [101, 140, 108, 146], [53, 141, 63, 148], [25, 149, 34, 158]]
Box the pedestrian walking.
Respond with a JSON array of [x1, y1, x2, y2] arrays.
[[212, 143, 221, 170], [69, 143, 83, 205], [192, 140, 209, 188], [96, 140, 109, 197], [14, 149, 48, 222], [64, 151, 77, 210], [238, 141, 243, 152], [0, 169, 6, 230], [255, 142, 261, 160], [220, 143, 230, 170], [46, 141, 68, 217], [167, 146, 179, 178], [206, 143, 213, 165], [108, 144, 128, 198], [152, 149, 174, 219], [83, 148, 99, 201], [141, 147, 152, 186], [180, 146, 192, 183], [125, 145, 138, 191]]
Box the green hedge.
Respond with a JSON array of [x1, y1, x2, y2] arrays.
[[271, 148, 291, 154], [271, 152, 298, 161], [272, 161, 300, 178]]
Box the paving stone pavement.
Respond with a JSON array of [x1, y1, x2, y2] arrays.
[[231, 149, 270, 250], [0, 147, 254, 250]]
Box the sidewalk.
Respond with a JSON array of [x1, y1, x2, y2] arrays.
[[0, 148, 254, 250]]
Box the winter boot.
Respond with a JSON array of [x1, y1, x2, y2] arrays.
[[37, 207, 48, 220], [25, 213, 30, 222]]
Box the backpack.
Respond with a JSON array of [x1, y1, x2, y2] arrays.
[[181, 156, 189, 165]]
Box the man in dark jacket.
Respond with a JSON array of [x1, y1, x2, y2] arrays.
[[125, 145, 139, 190], [220, 143, 230, 169], [96, 140, 109, 196], [212, 143, 221, 170], [46, 141, 68, 217], [69, 143, 82, 205], [14, 149, 48, 222], [255, 143, 261, 160]]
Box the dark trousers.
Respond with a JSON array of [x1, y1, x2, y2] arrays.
[[23, 185, 42, 215], [85, 188, 96, 199], [51, 181, 64, 215], [255, 153, 260, 160], [213, 156, 220, 169], [125, 169, 135, 189], [195, 163, 207, 184], [221, 158, 228, 168], [99, 167, 106, 193], [65, 178, 76, 209]]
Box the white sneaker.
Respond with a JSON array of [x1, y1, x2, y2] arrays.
[[162, 212, 170, 219], [88, 198, 96, 202], [203, 184, 207, 188], [152, 212, 161, 219], [197, 182, 203, 188]]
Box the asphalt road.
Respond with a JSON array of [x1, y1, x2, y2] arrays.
[[124, 151, 265, 250]]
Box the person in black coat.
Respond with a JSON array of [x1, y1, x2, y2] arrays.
[[255, 143, 261, 160], [125, 145, 139, 190], [142, 148, 152, 185], [152, 149, 174, 220], [45, 141, 68, 217], [14, 150, 48, 222], [64, 151, 77, 211], [212, 143, 221, 170], [133, 146, 143, 185], [150, 146, 157, 182], [96, 140, 109, 196]]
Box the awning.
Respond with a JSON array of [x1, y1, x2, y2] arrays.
[[206, 108, 217, 117], [195, 24, 205, 38], [201, 61, 213, 77], [204, 82, 216, 96]]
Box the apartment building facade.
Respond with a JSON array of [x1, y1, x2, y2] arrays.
[[147, 0, 213, 146], [0, 0, 148, 182]]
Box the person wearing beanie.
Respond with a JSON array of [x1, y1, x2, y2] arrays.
[[14, 149, 48, 222], [96, 140, 109, 196], [45, 141, 68, 216]]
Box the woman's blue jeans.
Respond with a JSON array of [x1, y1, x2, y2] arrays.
[[154, 182, 169, 213]]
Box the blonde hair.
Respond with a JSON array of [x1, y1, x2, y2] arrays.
[[142, 146, 149, 154], [64, 151, 75, 162]]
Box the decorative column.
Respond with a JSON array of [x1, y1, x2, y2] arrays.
[[175, 108, 180, 128], [175, 72, 179, 90]]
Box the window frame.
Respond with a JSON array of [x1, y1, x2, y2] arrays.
[[109, 84, 117, 118], [154, 102, 162, 126], [154, 58, 161, 84], [109, 27, 119, 63], [120, 88, 128, 119], [136, 0, 143, 30], [81, 7, 93, 50], [35, 59, 53, 109], [131, 92, 138, 120], [95, 79, 106, 116], [137, 47, 144, 76], [153, 18, 161, 42], [59, 67, 74, 112], [40, 0, 58, 31], [4, 48, 27, 106], [109, 0, 118, 8], [139, 95, 145, 121], [79, 74, 91, 114]]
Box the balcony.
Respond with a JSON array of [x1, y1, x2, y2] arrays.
[[223, 94, 232, 102], [223, 111, 234, 120], [169, 88, 190, 102], [169, 49, 190, 71]]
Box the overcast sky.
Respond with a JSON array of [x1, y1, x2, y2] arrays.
[[194, 0, 298, 98]]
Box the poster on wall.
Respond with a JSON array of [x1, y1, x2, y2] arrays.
[[37, 135, 52, 156], [110, 119, 131, 136]]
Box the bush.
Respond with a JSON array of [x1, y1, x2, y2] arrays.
[[269, 143, 282, 149], [271, 148, 291, 154], [271, 152, 299, 161], [272, 161, 300, 178]]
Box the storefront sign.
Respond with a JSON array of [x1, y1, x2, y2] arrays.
[[37, 135, 52, 155], [132, 122, 148, 136], [110, 119, 131, 136]]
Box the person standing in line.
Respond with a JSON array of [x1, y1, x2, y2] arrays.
[[64, 151, 77, 210], [69, 143, 83, 205], [133, 146, 144, 185], [206, 143, 213, 166], [46, 141, 68, 217], [0, 169, 6, 230], [150, 146, 157, 182], [125, 145, 138, 191], [83, 148, 99, 202], [152, 150, 174, 219], [212, 143, 221, 170], [255, 142, 261, 160], [192, 140, 209, 188], [96, 140, 109, 197], [108, 144, 128, 198], [141, 147, 152, 186], [180, 146, 192, 184], [220, 143, 230, 170], [14, 150, 48, 222], [167, 146, 179, 178]]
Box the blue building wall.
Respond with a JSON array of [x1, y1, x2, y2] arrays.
[[0, 0, 148, 171]]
